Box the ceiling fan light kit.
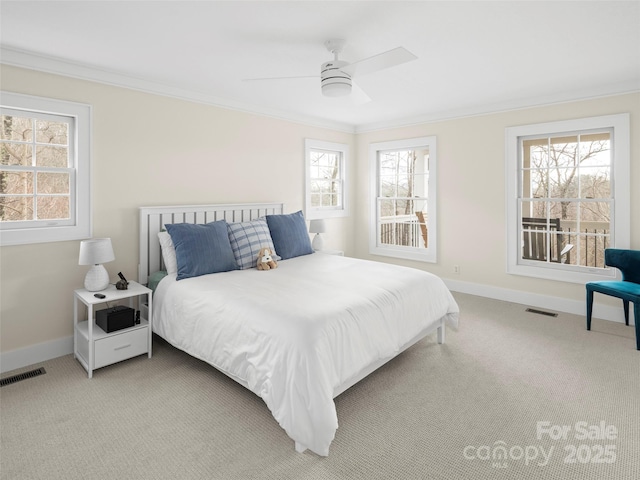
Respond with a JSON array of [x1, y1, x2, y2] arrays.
[[321, 59, 352, 97]]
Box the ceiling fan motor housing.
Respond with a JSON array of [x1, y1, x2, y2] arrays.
[[321, 60, 352, 97]]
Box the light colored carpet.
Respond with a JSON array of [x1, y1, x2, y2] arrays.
[[1, 292, 639, 480]]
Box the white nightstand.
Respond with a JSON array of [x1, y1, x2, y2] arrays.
[[315, 249, 344, 256], [73, 280, 152, 378]]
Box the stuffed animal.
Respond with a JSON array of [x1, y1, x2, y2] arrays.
[[257, 247, 278, 270]]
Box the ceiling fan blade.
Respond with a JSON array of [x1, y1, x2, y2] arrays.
[[342, 47, 417, 78], [243, 75, 318, 82], [351, 82, 372, 105]]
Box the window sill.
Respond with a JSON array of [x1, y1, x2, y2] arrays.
[[370, 246, 436, 263], [0, 224, 91, 246], [507, 262, 617, 284]]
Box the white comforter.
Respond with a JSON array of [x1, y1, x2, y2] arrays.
[[153, 253, 459, 456]]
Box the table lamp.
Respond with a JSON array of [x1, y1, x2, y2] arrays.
[[309, 219, 327, 251], [79, 238, 115, 291]]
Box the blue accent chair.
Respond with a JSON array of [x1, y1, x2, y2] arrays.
[[586, 249, 640, 350]]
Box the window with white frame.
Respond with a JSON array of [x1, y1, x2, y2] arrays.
[[369, 136, 437, 263], [0, 92, 91, 246], [505, 114, 630, 283], [304, 139, 348, 220]]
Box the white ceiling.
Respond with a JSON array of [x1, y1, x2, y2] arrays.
[[1, 1, 639, 132]]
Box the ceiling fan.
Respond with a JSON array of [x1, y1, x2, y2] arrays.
[[243, 39, 417, 101]]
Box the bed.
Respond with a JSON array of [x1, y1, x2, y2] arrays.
[[139, 203, 459, 456]]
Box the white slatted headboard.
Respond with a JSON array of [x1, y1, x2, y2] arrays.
[[138, 202, 284, 285]]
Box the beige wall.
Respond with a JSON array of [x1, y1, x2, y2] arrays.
[[355, 93, 639, 306], [1, 64, 638, 364], [0, 65, 354, 355]]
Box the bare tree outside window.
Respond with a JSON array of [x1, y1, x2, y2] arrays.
[[378, 148, 429, 249], [1, 113, 71, 223], [305, 139, 348, 221], [506, 114, 628, 283], [309, 149, 342, 208], [521, 131, 611, 267], [370, 136, 437, 263]]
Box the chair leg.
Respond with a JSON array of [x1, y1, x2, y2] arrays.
[[634, 302, 640, 351], [623, 300, 630, 326], [586, 289, 594, 331]]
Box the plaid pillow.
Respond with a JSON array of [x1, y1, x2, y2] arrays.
[[227, 218, 279, 269]]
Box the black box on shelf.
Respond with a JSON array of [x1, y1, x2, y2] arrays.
[[96, 306, 135, 333]]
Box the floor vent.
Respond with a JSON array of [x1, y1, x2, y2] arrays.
[[526, 308, 558, 318], [0, 367, 46, 387]]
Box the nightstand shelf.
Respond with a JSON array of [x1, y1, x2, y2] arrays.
[[73, 280, 152, 378]]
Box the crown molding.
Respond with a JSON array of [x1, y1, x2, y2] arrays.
[[2, 46, 637, 135], [0, 46, 356, 134], [355, 82, 640, 133]]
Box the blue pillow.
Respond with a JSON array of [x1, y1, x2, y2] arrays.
[[165, 221, 239, 280], [227, 218, 279, 270], [266, 211, 313, 260]]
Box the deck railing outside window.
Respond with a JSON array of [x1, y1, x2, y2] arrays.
[[380, 215, 424, 248], [521, 219, 609, 268]]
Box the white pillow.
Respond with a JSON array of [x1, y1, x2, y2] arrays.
[[157, 230, 178, 275]]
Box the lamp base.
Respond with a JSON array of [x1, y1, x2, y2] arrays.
[[84, 264, 110, 291], [312, 234, 324, 251]]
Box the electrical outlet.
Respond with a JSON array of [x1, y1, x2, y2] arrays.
[[454, 265, 460, 274]]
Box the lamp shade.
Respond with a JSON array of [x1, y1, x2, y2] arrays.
[[309, 219, 327, 234], [309, 219, 326, 251], [79, 238, 115, 291], [79, 238, 115, 266]]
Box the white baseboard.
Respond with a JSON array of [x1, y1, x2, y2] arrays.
[[444, 278, 633, 325], [0, 336, 73, 374], [0, 282, 633, 374]]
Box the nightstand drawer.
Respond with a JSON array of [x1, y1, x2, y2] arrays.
[[94, 327, 148, 369]]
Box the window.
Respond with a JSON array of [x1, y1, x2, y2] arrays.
[[0, 92, 91, 246], [369, 136, 437, 263], [304, 139, 348, 220], [506, 114, 630, 283]]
